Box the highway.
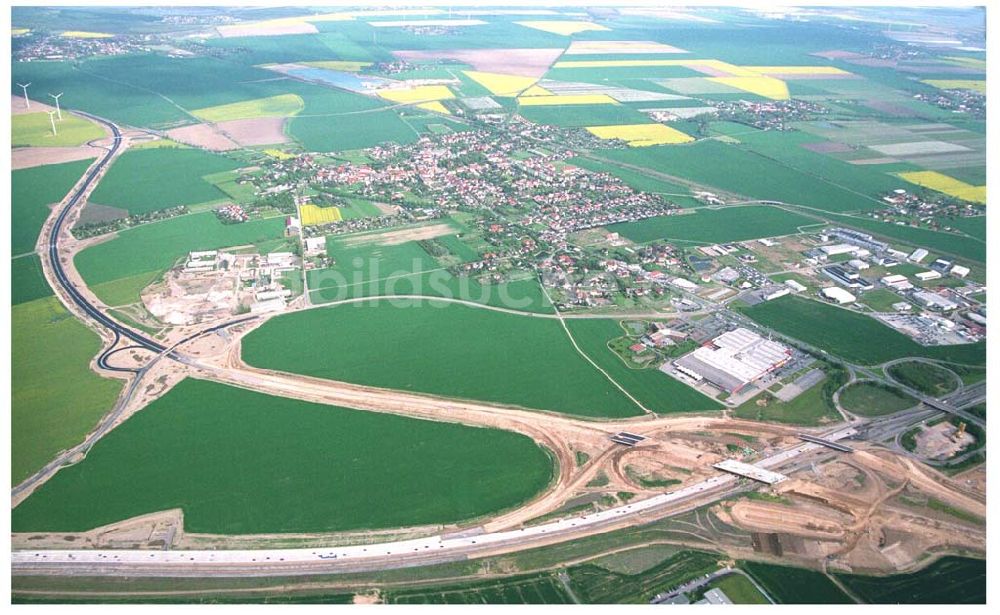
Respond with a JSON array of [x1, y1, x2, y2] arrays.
[[44, 112, 166, 355], [11, 425, 856, 577], [15, 113, 982, 580]]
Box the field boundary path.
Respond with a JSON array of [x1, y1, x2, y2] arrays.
[[537, 274, 652, 415]]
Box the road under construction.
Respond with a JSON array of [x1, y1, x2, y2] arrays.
[[12, 112, 987, 582]]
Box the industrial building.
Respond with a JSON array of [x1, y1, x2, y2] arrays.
[[821, 286, 856, 304], [823, 265, 873, 290], [784, 279, 807, 292], [819, 243, 858, 258], [696, 589, 733, 605], [913, 291, 959, 311], [908, 248, 929, 263], [881, 274, 913, 291], [674, 328, 791, 394], [826, 228, 889, 253], [763, 287, 790, 301], [915, 270, 942, 282]]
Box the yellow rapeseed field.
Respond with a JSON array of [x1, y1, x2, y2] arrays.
[[898, 171, 986, 205], [60, 31, 113, 38], [300, 205, 343, 226], [521, 85, 554, 96], [745, 65, 851, 76], [263, 149, 296, 160], [415, 101, 451, 114], [193, 94, 305, 123], [518, 94, 617, 106], [941, 56, 986, 70], [921, 80, 986, 94], [515, 21, 610, 36], [463, 71, 538, 96], [586, 124, 695, 147], [377, 85, 455, 105], [708, 76, 790, 100]]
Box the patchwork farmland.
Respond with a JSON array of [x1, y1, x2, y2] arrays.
[[9, 4, 987, 604]]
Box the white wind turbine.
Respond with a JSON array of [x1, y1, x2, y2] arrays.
[[49, 92, 64, 120], [47, 110, 58, 136], [17, 82, 31, 108]]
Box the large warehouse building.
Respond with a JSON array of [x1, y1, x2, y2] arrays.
[[674, 328, 791, 394]]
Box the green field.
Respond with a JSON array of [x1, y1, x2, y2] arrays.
[[289, 93, 419, 152], [89, 148, 241, 215], [608, 206, 819, 245], [309, 269, 555, 314], [839, 216, 985, 264], [597, 141, 891, 213], [387, 573, 574, 604], [566, 319, 722, 415], [839, 382, 917, 417], [834, 556, 985, 604], [12, 111, 105, 147], [739, 295, 986, 366], [75, 212, 284, 306], [741, 561, 854, 604], [718, 126, 911, 202], [859, 288, 908, 312], [518, 104, 651, 128], [242, 300, 645, 418], [705, 573, 770, 604], [12, 296, 122, 483], [12, 58, 190, 129], [11, 254, 53, 306], [192, 93, 304, 122], [886, 361, 958, 397], [306, 233, 552, 313], [734, 365, 845, 426], [12, 379, 554, 534], [568, 550, 719, 604], [12, 158, 93, 255], [569, 157, 700, 204]]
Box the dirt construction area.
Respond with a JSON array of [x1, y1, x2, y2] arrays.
[[714, 448, 985, 574], [12, 146, 99, 170], [165, 118, 290, 151], [339, 222, 458, 247]]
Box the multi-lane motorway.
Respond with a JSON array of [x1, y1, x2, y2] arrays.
[[11, 426, 857, 577], [44, 112, 166, 355], [16, 113, 984, 580]]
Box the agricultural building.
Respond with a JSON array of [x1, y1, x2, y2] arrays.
[[821, 287, 856, 304], [303, 236, 327, 254], [673, 327, 791, 393], [913, 291, 959, 311], [908, 248, 929, 263], [285, 216, 301, 236], [916, 270, 942, 282]]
